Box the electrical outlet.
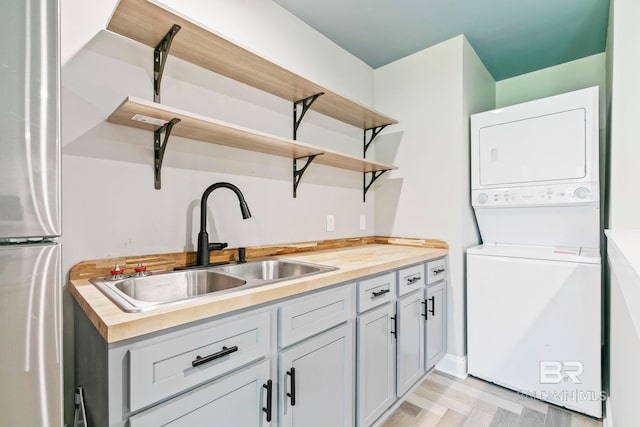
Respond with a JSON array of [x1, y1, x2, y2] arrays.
[[359, 215, 366, 230], [326, 215, 335, 232]]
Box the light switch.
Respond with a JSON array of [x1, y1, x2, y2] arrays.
[[359, 215, 366, 230], [326, 215, 335, 232]]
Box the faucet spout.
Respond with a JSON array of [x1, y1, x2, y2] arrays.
[[196, 182, 251, 267]]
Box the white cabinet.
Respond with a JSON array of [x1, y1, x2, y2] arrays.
[[279, 285, 352, 348], [73, 305, 273, 427], [426, 280, 446, 370], [397, 264, 424, 296], [425, 256, 448, 371], [395, 289, 425, 396], [128, 360, 272, 427], [128, 311, 270, 412], [357, 272, 396, 313], [355, 273, 397, 427], [426, 257, 447, 285], [279, 323, 354, 427], [356, 303, 396, 426], [74, 257, 447, 427]]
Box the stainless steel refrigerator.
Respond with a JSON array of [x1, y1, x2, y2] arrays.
[[0, 0, 63, 425]]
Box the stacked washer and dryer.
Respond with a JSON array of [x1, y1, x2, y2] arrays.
[[466, 87, 602, 418]]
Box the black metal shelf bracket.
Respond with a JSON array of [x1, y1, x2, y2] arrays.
[[154, 24, 181, 103], [363, 169, 389, 202], [154, 118, 181, 190], [293, 93, 324, 140], [363, 125, 389, 158], [293, 154, 323, 197]]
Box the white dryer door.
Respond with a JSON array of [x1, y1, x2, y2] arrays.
[[467, 253, 602, 417], [478, 109, 586, 186]]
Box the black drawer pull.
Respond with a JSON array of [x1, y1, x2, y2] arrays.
[[421, 300, 428, 319], [191, 345, 238, 367], [406, 275, 421, 284], [390, 315, 397, 339], [262, 379, 273, 422], [428, 296, 435, 316], [372, 288, 390, 298], [432, 268, 445, 275], [287, 367, 296, 406]]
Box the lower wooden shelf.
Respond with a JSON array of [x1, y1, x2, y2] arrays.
[[107, 97, 397, 197]]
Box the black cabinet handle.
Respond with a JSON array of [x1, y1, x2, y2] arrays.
[[372, 288, 390, 298], [390, 315, 397, 339], [428, 296, 435, 316], [421, 300, 428, 319], [287, 367, 296, 406], [432, 268, 445, 275], [191, 345, 238, 367], [407, 275, 421, 284], [262, 379, 272, 422]]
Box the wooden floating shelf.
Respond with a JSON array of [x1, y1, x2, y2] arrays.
[[107, 0, 398, 130], [108, 97, 398, 174]]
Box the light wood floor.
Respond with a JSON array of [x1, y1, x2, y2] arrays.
[[380, 371, 603, 427]]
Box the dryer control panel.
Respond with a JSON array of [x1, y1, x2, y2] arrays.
[[472, 183, 599, 207]]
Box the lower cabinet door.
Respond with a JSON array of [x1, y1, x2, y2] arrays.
[[279, 322, 354, 427], [396, 290, 425, 397], [426, 281, 447, 370], [128, 360, 272, 427], [357, 303, 396, 427]]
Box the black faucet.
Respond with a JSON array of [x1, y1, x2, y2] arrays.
[[196, 182, 252, 267]]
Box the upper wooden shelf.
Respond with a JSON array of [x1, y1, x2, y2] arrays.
[[107, 0, 398, 130], [108, 97, 398, 174]]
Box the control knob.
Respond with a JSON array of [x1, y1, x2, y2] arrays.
[[573, 187, 591, 200], [477, 193, 488, 204]]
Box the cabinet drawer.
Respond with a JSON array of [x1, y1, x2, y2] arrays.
[[279, 285, 353, 348], [129, 360, 271, 427], [426, 257, 447, 284], [128, 311, 270, 412], [397, 264, 424, 296], [357, 272, 396, 313]]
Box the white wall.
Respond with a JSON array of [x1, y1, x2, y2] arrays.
[[606, 232, 640, 427], [460, 38, 496, 355], [60, 0, 378, 422], [608, 0, 640, 229], [61, 0, 377, 273], [606, 0, 640, 425], [373, 35, 495, 363]]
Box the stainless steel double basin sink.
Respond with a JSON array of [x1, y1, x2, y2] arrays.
[[90, 259, 337, 312]]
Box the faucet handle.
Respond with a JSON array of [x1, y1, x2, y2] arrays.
[[208, 242, 228, 251], [238, 247, 246, 264], [106, 264, 127, 281], [132, 263, 151, 277]]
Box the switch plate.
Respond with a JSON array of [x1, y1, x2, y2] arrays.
[[326, 215, 335, 232], [359, 215, 366, 230]]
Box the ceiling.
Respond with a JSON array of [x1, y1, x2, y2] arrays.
[[273, 0, 610, 81]]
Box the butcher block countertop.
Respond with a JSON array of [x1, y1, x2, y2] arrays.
[[69, 238, 448, 343]]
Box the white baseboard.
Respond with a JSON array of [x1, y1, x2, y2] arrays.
[[603, 398, 613, 427], [435, 353, 467, 379]]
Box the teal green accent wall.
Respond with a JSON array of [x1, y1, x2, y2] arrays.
[[496, 53, 607, 125]]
